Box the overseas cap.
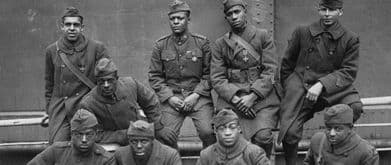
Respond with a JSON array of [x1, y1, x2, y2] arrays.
[[168, 0, 191, 15], [62, 7, 83, 22], [71, 109, 98, 132], [319, 0, 343, 10], [94, 58, 117, 77], [223, 0, 247, 13], [212, 109, 239, 128], [324, 104, 353, 125], [127, 120, 155, 138]]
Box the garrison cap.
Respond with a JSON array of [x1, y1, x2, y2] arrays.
[[168, 0, 191, 15], [324, 104, 353, 125], [127, 120, 155, 138], [212, 108, 239, 128], [94, 58, 117, 77], [71, 109, 98, 132], [62, 7, 83, 22], [319, 0, 343, 10], [223, 0, 247, 13]]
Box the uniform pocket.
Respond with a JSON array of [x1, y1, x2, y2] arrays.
[[161, 50, 176, 61], [185, 48, 202, 62]]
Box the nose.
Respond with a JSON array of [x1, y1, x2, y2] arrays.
[[81, 134, 88, 142], [232, 13, 238, 20], [136, 141, 143, 148], [103, 81, 109, 88], [330, 128, 336, 136], [223, 128, 233, 136]]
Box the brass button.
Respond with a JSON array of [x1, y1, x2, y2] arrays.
[[63, 80, 66, 84], [64, 96, 68, 99], [306, 66, 310, 70], [75, 93, 79, 96]]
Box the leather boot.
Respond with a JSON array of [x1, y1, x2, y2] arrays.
[[283, 142, 298, 165]]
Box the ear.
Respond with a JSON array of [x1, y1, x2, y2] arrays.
[[338, 9, 343, 16]]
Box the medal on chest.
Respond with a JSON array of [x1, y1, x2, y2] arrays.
[[242, 49, 249, 62], [191, 51, 198, 62]]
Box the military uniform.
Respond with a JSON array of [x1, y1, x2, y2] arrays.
[[45, 35, 109, 143], [148, 32, 215, 146], [114, 139, 182, 165], [79, 77, 163, 145], [211, 24, 280, 145], [27, 142, 115, 165], [279, 20, 362, 145]]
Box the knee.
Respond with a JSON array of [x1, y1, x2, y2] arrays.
[[349, 102, 363, 123], [253, 129, 273, 145], [283, 127, 302, 145]]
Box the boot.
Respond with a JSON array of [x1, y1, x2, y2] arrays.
[[283, 142, 298, 165]]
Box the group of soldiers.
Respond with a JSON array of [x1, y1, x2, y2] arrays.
[[27, 0, 380, 164]]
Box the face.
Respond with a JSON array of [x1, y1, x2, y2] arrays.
[[169, 11, 189, 35], [225, 5, 247, 30], [215, 120, 241, 147], [97, 73, 118, 98], [325, 123, 352, 145], [318, 5, 342, 26], [71, 128, 96, 153], [129, 136, 153, 157], [61, 17, 84, 42]]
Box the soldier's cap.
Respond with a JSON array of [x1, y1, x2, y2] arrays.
[[127, 120, 155, 138], [71, 109, 98, 132], [324, 104, 353, 125], [168, 0, 191, 15], [62, 7, 83, 22], [212, 108, 239, 128], [319, 0, 343, 10], [223, 0, 247, 13], [94, 58, 118, 77]]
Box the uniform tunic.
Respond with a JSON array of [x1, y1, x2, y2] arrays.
[[80, 77, 162, 145], [45, 35, 109, 143], [114, 139, 182, 165], [211, 24, 280, 139], [279, 20, 361, 144], [304, 132, 379, 165], [27, 142, 115, 165]]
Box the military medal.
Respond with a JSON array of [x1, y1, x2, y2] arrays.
[[242, 49, 249, 62], [191, 51, 197, 62]]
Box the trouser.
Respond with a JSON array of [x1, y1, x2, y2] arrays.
[[49, 118, 71, 144], [252, 128, 274, 158]]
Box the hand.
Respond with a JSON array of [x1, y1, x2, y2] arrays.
[[155, 127, 178, 148], [183, 93, 200, 112], [168, 96, 185, 111], [237, 93, 258, 113], [306, 82, 324, 102], [40, 114, 49, 127]]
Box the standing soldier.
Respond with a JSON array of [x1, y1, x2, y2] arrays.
[[28, 109, 116, 165], [44, 7, 110, 143], [304, 104, 378, 165], [80, 58, 177, 147], [279, 0, 363, 164], [210, 0, 280, 157], [148, 0, 215, 148]]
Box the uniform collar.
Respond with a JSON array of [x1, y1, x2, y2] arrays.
[[93, 79, 127, 104], [171, 32, 190, 45], [309, 20, 345, 40], [326, 132, 361, 155], [57, 34, 88, 54], [214, 136, 249, 160]]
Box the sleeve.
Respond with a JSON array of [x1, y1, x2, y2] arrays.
[[169, 150, 183, 165], [318, 36, 360, 95], [148, 42, 174, 103], [248, 146, 270, 165], [303, 147, 315, 165], [250, 29, 279, 98], [193, 39, 212, 97], [104, 154, 117, 165], [280, 27, 301, 87], [195, 149, 207, 165], [27, 147, 55, 165], [44, 49, 54, 112], [210, 40, 241, 102], [362, 147, 379, 165]]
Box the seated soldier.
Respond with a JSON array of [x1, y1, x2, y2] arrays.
[[196, 109, 270, 165], [80, 58, 176, 147], [28, 109, 115, 165], [114, 120, 182, 165], [304, 104, 379, 165]]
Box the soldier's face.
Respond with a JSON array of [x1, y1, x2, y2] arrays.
[[97, 73, 118, 98], [61, 17, 84, 42], [71, 128, 96, 153], [169, 11, 189, 35], [129, 136, 153, 158], [318, 5, 342, 26], [325, 123, 352, 145], [225, 5, 247, 30], [215, 120, 241, 147]]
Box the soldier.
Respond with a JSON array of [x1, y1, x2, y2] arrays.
[[28, 109, 115, 165], [279, 0, 363, 164], [44, 7, 110, 143], [196, 109, 270, 165], [148, 0, 215, 148], [210, 0, 280, 157], [304, 104, 379, 165], [80, 58, 176, 147], [114, 120, 182, 165]]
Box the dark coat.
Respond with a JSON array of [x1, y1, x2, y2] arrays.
[[211, 24, 280, 139], [114, 139, 182, 165], [80, 77, 162, 145], [27, 142, 115, 165], [45, 35, 109, 142], [304, 132, 379, 165], [278, 20, 361, 143]]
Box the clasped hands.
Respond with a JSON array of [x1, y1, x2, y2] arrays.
[[231, 93, 258, 119], [168, 93, 200, 112]]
